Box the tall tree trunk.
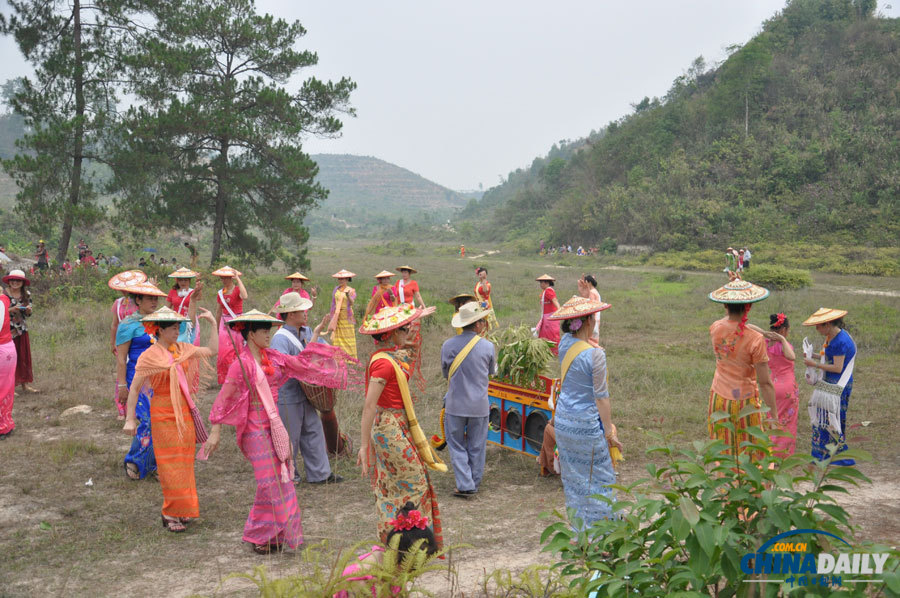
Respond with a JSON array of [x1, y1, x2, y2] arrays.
[[210, 138, 228, 266], [58, 0, 84, 265]]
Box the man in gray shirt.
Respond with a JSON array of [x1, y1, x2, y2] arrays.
[[440, 301, 497, 497], [271, 292, 343, 484]]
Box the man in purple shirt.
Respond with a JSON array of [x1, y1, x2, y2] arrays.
[[440, 302, 497, 497]]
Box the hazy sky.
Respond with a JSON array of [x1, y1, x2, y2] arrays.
[[3, 1, 899, 190]]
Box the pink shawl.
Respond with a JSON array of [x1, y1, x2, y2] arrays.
[[209, 343, 362, 480]]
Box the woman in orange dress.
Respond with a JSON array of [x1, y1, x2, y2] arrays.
[[123, 306, 218, 532], [474, 267, 500, 331]]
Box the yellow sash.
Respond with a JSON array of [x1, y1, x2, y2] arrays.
[[448, 335, 481, 380], [560, 340, 593, 385], [371, 354, 448, 472]]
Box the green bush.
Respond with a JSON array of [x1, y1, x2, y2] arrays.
[[542, 425, 900, 596], [744, 264, 812, 290]]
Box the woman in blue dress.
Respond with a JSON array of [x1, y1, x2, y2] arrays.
[[548, 295, 622, 529], [115, 278, 196, 480], [802, 308, 856, 466]]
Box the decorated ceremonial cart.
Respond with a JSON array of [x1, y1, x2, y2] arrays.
[[487, 374, 557, 456]]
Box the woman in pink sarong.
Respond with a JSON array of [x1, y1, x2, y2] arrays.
[[204, 310, 360, 554], [535, 274, 561, 355], [752, 313, 798, 457], [0, 292, 17, 439]]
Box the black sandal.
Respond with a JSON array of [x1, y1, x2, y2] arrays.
[[161, 515, 186, 533], [124, 462, 140, 481]]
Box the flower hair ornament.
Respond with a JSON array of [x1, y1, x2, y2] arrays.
[[231, 322, 245, 332], [773, 312, 786, 328], [143, 322, 159, 337], [568, 318, 583, 332], [389, 509, 429, 531]]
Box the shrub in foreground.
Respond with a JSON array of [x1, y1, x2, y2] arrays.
[[542, 423, 900, 597]]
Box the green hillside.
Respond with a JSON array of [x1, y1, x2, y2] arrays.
[[467, 0, 900, 251], [308, 154, 468, 234]]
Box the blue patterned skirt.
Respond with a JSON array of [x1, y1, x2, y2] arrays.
[[124, 388, 156, 478], [553, 409, 617, 530]]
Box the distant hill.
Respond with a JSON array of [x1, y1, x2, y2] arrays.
[[465, 0, 900, 251], [308, 154, 468, 233]]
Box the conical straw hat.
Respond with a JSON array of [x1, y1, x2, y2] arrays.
[[211, 266, 242, 277], [168, 267, 199, 279], [708, 277, 769, 304], [332, 269, 356, 279], [285, 272, 310, 281], [141, 306, 189, 323], [802, 307, 848, 326], [359, 303, 425, 335], [108, 270, 148, 292]]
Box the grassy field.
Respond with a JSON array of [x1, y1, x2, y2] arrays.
[[1, 241, 898, 597]]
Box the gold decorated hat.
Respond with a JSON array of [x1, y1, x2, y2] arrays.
[[359, 303, 424, 335], [548, 295, 611, 320], [211, 265, 242, 278], [226, 309, 284, 327], [332, 269, 356, 279], [285, 272, 310, 281], [374, 270, 396, 279], [127, 281, 167, 298], [396, 265, 418, 274], [448, 293, 477, 308], [141, 306, 189, 323], [535, 274, 556, 282], [168, 267, 199, 279], [108, 270, 148, 292], [802, 307, 848, 326], [708, 276, 769, 304]]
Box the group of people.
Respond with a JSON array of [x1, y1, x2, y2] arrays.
[[538, 239, 599, 256], [725, 246, 753, 272], [0, 255, 860, 582]]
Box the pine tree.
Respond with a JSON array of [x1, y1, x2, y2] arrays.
[[1, 0, 121, 264], [110, 0, 355, 267]]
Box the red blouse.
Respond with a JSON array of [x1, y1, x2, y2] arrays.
[[217, 286, 243, 316], [541, 287, 558, 315], [367, 348, 410, 410], [166, 288, 193, 316], [391, 280, 419, 305], [0, 295, 11, 344]]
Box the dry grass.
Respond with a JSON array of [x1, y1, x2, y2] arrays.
[[0, 242, 898, 596]]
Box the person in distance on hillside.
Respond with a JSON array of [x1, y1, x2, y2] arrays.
[[742, 247, 752, 270], [440, 302, 496, 498]]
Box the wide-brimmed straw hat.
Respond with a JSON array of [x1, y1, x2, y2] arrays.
[[273, 292, 313, 314], [2, 269, 30, 286], [448, 293, 477, 308], [126, 281, 167, 298], [226, 309, 284, 327], [108, 270, 148, 292], [332, 269, 356, 279], [285, 272, 310, 281], [396, 265, 418, 274], [535, 274, 556, 282], [708, 277, 769, 304], [168, 267, 199, 279], [141, 306, 189, 323], [548, 295, 611, 321], [451, 301, 493, 328], [211, 266, 242, 278], [802, 307, 848, 326], [359, 303, 424, 335], [374, 270, 395, 279]]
